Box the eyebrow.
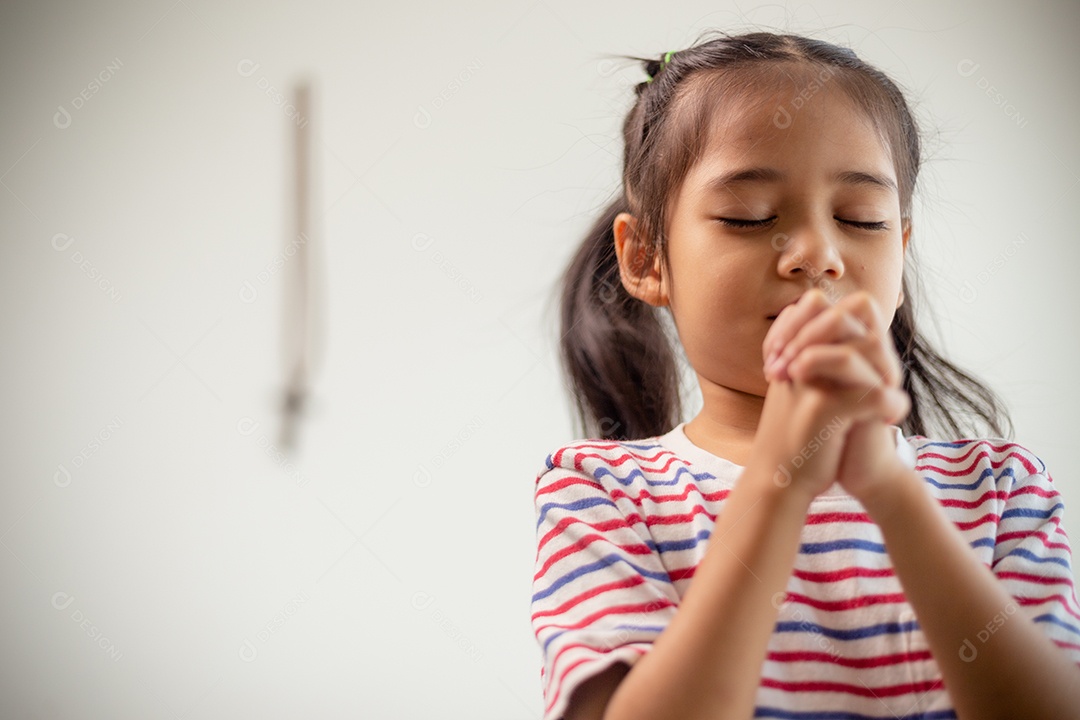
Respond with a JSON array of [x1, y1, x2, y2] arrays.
[[703, 167, 898, 193]]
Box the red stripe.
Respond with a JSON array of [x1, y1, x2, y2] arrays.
[[670, 564, 899, 584], [537, 516, 629, 554], [576, 450, 687, 476], [534, 599, 677, 637], [536, 474, 601, 498], [916, 447, 1040, 477], [784, 591, 907, 612], [556, 445, 679, 471], [610, 484, 729, 506], [760, 676, 943, 697], [793, 566, 895, 583], [766, 649, 933, 668], [998, 515, 1062, 530], [1009, 484, 1060, 500], [535, 533, 653, 581], [1052, 638, 1080, 652], [632, 505, 715, 527], [1016, 594, 1080, 622], [805, 511, 871, 525], [995, 570, 1072, 586], [953, 512, 1000, 531], [531, 575, 646, 621], [939, 489, 1008, 509], [995, 529, 1071, 552], [917, 441, 1040, 474]]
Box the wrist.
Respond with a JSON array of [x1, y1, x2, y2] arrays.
[[854, 465, 925, 523]]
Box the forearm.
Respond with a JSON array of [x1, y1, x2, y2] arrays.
[[603, 468, 813, 720], [859, 469, 1080, 720]]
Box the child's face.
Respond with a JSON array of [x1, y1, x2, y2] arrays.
[[631, 81, 909, 400]]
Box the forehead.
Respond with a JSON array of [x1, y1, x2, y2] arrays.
[[685, 68, 895, 184]]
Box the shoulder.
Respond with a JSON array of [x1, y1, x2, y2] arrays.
[[533, 434, 684, 498], [904, 431, 1050, 492]]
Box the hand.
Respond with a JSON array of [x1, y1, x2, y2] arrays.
[[756, 289, 911, 500]]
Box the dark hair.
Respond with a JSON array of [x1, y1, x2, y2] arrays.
[[555, 29, 1013, 443]]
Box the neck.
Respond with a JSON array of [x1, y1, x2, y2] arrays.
[[683, 375, 765, 467]]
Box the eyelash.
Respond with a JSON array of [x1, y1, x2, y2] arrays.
[[716, 216, 889, 231]]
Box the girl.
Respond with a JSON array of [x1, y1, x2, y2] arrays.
[[530, 30, 1080, 720]]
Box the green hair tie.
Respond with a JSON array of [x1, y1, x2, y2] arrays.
[[645, 50, 676, 83]]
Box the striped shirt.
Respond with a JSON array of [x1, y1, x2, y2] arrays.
[[530, 422, 1080, 720]]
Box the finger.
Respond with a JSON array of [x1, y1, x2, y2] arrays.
[[763, 288, 832, 366], [772, 291, 882, 365], [767, 292, 899, 386], [786, 343, 881, 390], [766, 307, 868, 381], [770, 326, 902, 389], [828, 294, 901, 388], [848, 330, 903, 390], [835, 291, 888, 347], [787, 346, 910, 424]]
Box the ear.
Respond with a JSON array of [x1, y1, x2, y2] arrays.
[[613, 212, 668, 307], [897, 217, 911, 309]]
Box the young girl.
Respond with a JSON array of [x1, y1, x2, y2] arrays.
[[530, 30, 1080, 720]]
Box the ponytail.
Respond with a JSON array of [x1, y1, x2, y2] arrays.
[[891, 281, 1013, 440], [557, 194, 682, 441]]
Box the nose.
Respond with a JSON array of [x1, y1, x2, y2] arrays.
[[773, 222, 844, 281]]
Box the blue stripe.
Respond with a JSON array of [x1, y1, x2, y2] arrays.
[[923, 466, 1021, 491], [612, 623, 666, 633], [594, 463, 715, 487], [916, 440, 970, 450], [531, 553, 671, 603], [540, 623, 667, 654], [800, 539, 887, 554], [536, 496, 615, 528], [1033, 612, 1080, 638], [1002, 504, 1064, 520], [773, 619, 920, 640], [653, 529, 712, 553], [999, 547, 1071, 570], [621, 440, 662, 450]]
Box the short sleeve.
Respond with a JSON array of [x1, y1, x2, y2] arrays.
[[991, 459, 1080, 667], [531, 457, 680, 720]]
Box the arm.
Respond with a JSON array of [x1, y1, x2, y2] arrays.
[[858, 466, 1080, 720], [599, 466, 815, 720]]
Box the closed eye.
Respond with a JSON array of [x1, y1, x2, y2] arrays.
[[714, 216, 889, 231], [715, 216, 775, 228], [842, 219, 889, 231]]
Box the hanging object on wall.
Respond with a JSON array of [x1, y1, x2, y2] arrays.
[[278, 78, 325, 453]]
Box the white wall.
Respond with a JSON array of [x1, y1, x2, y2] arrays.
[[1, 0, 1077, 717]]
